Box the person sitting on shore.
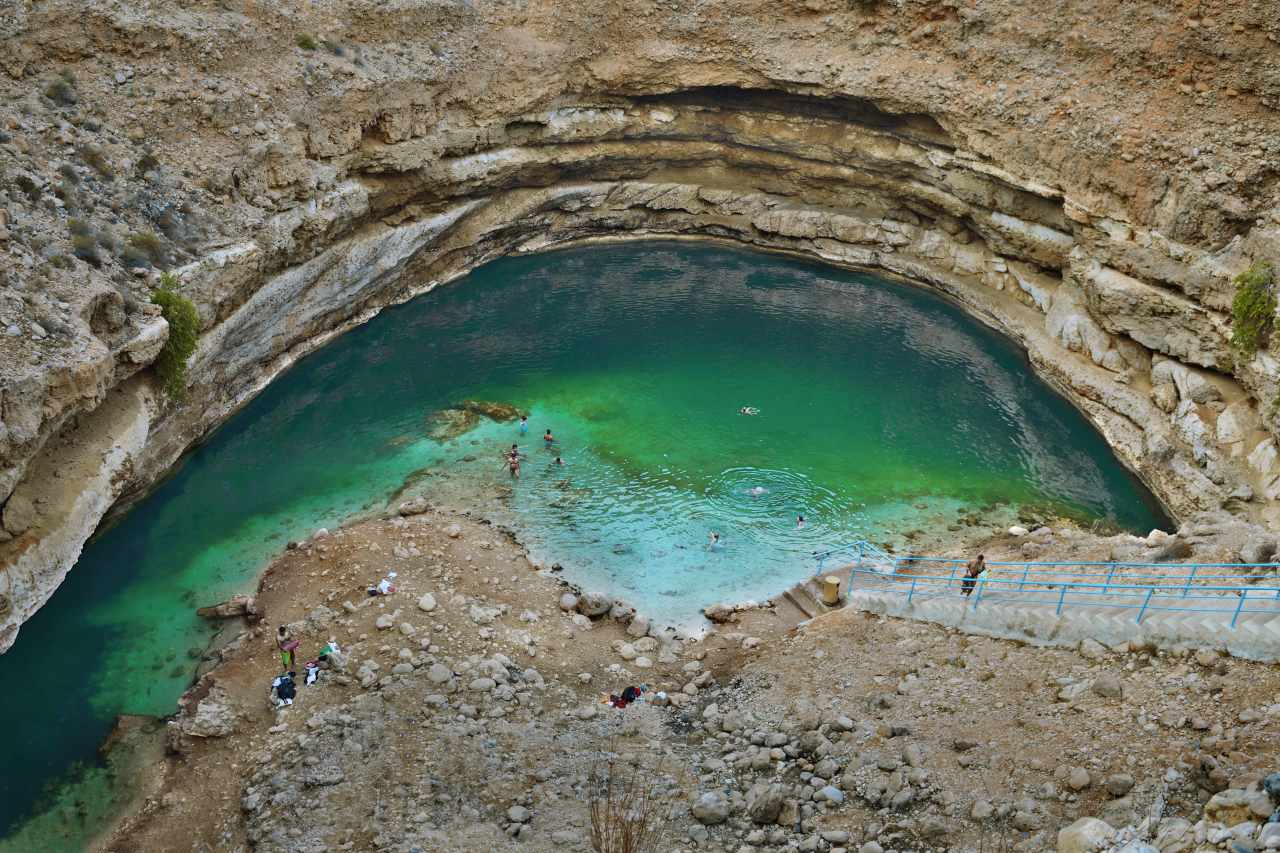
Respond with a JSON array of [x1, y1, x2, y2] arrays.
[[270, 671, 297, 708], [303, 660, 321, 686], [368, 573, 397, 597], [602, 684, 647, 709]]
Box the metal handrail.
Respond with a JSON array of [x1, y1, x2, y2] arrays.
[[814, 540, 1280, 583]]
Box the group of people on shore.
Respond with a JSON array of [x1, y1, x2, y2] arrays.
[[271, 626, 343, 708], [504, 415, 563, 478]]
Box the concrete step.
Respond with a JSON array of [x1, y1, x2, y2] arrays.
[[782, 585, 819, 620]]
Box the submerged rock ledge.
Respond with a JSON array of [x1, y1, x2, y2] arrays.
[[2, 0, 1280, 650]]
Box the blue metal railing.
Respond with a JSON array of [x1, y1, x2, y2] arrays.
[[812, 540, 1280, 629]]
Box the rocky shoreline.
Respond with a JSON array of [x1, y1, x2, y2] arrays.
[[100, 504, 1280, 853]]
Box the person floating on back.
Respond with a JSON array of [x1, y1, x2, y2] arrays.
[[961, 553, 986, 597]]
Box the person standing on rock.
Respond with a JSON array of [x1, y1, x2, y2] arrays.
[[961, 554, 986, 597], [277, 625, 299, 669]]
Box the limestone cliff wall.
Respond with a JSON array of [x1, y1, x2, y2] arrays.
[[2, 0, 1279, 650]]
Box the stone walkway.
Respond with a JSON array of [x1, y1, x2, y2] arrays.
[[829, 571, 1280, 662]]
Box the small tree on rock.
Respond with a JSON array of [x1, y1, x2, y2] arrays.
[[151, 271, 199, 402]]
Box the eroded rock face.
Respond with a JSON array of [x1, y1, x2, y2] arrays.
[[3, 0, 1280, 648]]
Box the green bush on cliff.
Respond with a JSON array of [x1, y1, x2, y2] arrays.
[[151, 272, 199, 402], [1230, 261, 1277, 359]]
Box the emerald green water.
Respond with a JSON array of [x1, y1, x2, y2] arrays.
[[0, 242, 1165, 849]]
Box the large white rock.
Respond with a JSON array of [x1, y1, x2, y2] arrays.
[[417, 593, 437, 613], [1248, 438, 1278, 477], [691, 791, 730, 825], [1172, 399, 1214, 465], [1216, 400, 1259, 446], [181, 686, 240, 738], [1046, 281, 1118, 369], [1057, 817, 1115, 853]]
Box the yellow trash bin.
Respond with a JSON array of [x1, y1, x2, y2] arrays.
[[820, 575, 842, 606]]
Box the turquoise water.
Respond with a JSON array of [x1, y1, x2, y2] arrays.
[[0, 242, 1165, 848]]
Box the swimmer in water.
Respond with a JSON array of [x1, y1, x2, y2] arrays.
[[747, 486, 768, 497], [519, 415, 528, 435], [708, 532, 723, 550], [796, 515, 806, 529], [543, 429, 555, 448], [739, 406, 759, 416], [505, 454, 521, 478], [554, 455, 565, 466]]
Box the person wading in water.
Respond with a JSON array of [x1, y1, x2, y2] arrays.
[[961, 553, 986, 598], [504, 448, 521, 479]]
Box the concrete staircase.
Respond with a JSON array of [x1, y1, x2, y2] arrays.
[[845, 573, 1280, 662], [771, 576, 845, 626]]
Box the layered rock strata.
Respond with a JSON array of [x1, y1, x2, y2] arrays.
[[2, 0, 1280, 650]]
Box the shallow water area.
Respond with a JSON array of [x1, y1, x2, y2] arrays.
[[0, 242, 1166, 849]]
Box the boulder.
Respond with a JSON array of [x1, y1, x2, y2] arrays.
[[1152, 817, 1193, 853], [818, 785, 845, 804], [576, 592, 611, 618], [703, 602, 737, 623], [445, 523, 463, 539], [746, 783, 786, 824], [1240, 536, 1278, 565], [1104, 773, 1135, 797], [1205, 788, 1253, 825], [691, 791, 730, 825], [1066, 767, 1092, 791], [558, 593, 578, 612], [796, 730, 830, 756], [181, 686, 239, 738], [1057, 817, 1115, 853], [1, 494, 37, 535], [397, 497, 430, 516], [196, 594, 260, 621], [417, 593, 437, 613], [626, 614, 651, 637], [1091, 673, 1124, 699]]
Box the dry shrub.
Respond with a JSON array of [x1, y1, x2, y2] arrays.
[[588, 748, 672, 853]]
